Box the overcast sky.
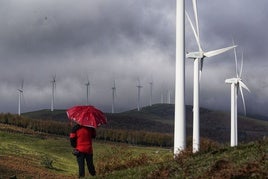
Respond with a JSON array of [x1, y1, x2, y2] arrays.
[[1, 0, 268, 117]]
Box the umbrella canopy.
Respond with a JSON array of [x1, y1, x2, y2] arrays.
[[66, 105, 107, 128]]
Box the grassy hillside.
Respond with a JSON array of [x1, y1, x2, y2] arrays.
[[22, 104, 268, 143], [0, 123, 267, 178], [0, 123, 171, 178]]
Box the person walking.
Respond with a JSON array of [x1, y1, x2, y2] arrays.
[[70, 124, 96, 177]]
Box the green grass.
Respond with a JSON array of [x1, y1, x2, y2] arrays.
[[0, 130, 77, 175], [0, 124, 172, 178], [0, 123, 267, 178]]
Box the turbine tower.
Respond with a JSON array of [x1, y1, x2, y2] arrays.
[[161, 91, 164, 104], [167, 89, 171, 104], [112, 80, 116, 113], [186, 0, 236, 153], [136, 79, 143, 111], [149, 81, 153, 106], [85, 79, 90, 106], [174, 0, 186, 155], [51, 75, 56, 112], [17, 80, 24, 116], [225, 48, 250, 147]]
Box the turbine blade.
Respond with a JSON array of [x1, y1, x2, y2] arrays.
[[22, 92, 26, 104], [200, 58, 204, 72], [185, 11, 202, 51], [232, 40, 239, 78], [87, 75, 89, 82], [239, 50, 244, 78], [239, 81, 250, 93], [21, 79, 24, 90], [192, 0, 200, 42], [199, 58, 203, 81], [204, 45, 237, 58], [199, 70, 202, 81], [239, 84, 247, 115]]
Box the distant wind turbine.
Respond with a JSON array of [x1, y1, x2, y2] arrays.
[[51, 75, 56, 112], [85, 79, 90, 106], [167, 89, 171, 104], [186, 0, 236, 153], [225, 47, 250, 147], [17, 80, 24, 116], [112, 80, 116, 113], [136, 79, 143, 111], [161, 91, 164, 104], [149, 81, 153, 106]]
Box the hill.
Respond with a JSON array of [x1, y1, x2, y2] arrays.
[[22, 109, 67, 121], [0, 123, 267, 178], [22, 104, 268, 143]]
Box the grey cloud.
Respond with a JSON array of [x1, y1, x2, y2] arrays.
[[0, 0, 268, 117]]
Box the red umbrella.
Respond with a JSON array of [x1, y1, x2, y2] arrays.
[[66, 105, 107, 128]]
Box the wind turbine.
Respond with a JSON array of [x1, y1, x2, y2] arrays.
[[149, 81, 153, 106], [186, 0, 237, 153], [161, 91, 164, 104], [167, 89, 171, 104], [225, 48, 250, 147], [17, 80, 24, 116], [174, 0, 186, 155], [111, 80, 116, 113], [85, 79, 90, 106], [51, 75, 56, 112], [136, 79, 143, 111]]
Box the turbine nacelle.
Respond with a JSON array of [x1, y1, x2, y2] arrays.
[[51, 75, 56, 84], [225, 78, 241, 84], [186, 51, 204, 59], [226, 46, 250, 119], [17, 89, 23, 93]]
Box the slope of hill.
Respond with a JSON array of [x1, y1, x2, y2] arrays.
[[106, 104, 267, 143], [22, 104, 268, 143], [0, 123, 267, 178]]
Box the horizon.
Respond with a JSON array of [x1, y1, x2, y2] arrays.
[[16, 103, 268, 121]]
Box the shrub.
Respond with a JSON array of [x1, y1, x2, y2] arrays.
[[40, 155, 54, 169]]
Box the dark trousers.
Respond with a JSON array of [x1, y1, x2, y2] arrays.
[[76, 153, 96, 177]]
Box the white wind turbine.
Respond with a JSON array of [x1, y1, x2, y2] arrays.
[[186, 0, 237, 153], [174, 0, 186, 155], [136, 79, 143, 111], [51, 75, 56, 112], [111, 80, 116, 113], [17, 80, 24, 116], [225, 48, 250, 147], [149, 81, 153, 106], [167, 89, 171, 104], [85, 79, 90, 106], [161, 91, 164, 104]]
